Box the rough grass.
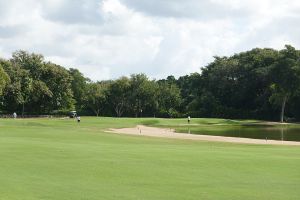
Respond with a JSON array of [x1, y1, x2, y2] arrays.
[[0, 117, 299, 200]]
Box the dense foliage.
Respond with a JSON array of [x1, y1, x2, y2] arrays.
[[1, 45, 300, 121]]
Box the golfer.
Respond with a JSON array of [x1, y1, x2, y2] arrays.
[[188, 116, 191, 124], [13, 112, 17, 119]]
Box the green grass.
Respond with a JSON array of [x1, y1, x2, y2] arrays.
[[0, 117, 299, 200]]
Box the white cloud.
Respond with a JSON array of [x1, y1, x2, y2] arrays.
[[0, 0, 300, 81]]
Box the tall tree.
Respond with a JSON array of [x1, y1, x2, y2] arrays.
[[85, 82, 108, 116], [199, 48, 278, 119], [8, 51, 48, 114], [42, 62, 75, 112], [176, 73, 201, 115], [0, 65, 9, 96], [109, 77, 131, 117], [157, 82, 182, 117], [129, 74, 158, 117], [269, 45, 300, 122], [69, 68, 90, 111], [0, 58, 31, 113]]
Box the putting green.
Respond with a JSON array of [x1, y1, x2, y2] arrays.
[[0, 117, 299, 200]]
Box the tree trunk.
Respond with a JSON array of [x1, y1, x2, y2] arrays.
[[22, 103, 25, 117], [115, 104, 123, 117], [92, 107, 100, 117], [117, 108, 123, 117], [280, 95, 287, 123]]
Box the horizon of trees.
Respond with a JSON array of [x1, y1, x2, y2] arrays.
[[1, 45, 300, 122]]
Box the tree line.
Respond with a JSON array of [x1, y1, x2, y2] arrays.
[[0, 45, 300, 122]]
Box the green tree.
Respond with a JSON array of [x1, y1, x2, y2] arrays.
[[157, 82, 181, 117], [30, 80, 53, 110], [69, 68, 90, 111], [199, 48, 278, 119], [4, 51, 75, 114], [129, 74, 158, 117], [7, 51, 48, 114], [42, 62, 75, 112], [85, 82, 108, 116], [0, 65, 9, 96], [176, 73, 201, 115], [109, 77, 131, 117], [0, 58, 31, 113], [0, 64, 10, 113], [11, 50, 44, 79], [269, 45, 300, 122]]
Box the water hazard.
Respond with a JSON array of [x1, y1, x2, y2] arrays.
[[181, 125, 300, 142]]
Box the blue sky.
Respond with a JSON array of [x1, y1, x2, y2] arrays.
[[0, 0, 299, 80]]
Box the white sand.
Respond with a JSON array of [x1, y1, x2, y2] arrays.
[[107, 125, 300, 146]]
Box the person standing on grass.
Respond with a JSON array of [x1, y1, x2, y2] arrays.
[[13, 112, 17, 119], [188, 116, 191, 124], [77, 116, 81, 123]]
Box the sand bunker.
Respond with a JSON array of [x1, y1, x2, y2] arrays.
[[108, 125, 300, 146]]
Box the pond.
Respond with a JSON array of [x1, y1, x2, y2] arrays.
[[177, 125, 300, 142]]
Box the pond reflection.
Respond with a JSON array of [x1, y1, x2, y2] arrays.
[[181, 125, 300, 142]]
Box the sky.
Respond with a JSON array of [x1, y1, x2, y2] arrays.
[[0, 0, 300, 81]]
